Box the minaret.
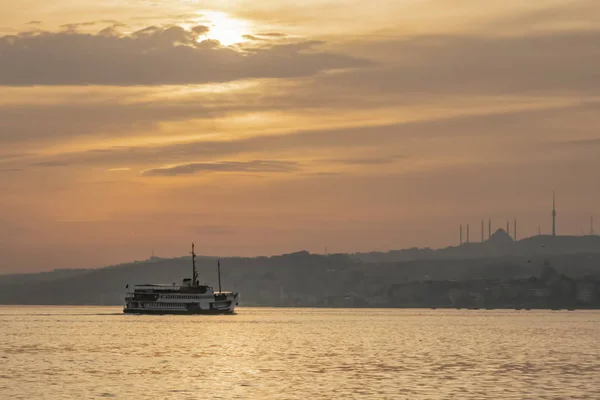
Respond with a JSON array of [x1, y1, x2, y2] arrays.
[[467, 224, 470, 243], [552, 191, 557, 236], [506, 220, 510, 238], [481, 220, 484, 242], [460, 224, 463, 245], [514, 219, 517, 241], [488, 219, 492, 239]]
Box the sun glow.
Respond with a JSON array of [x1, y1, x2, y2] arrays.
[[198, 11, 249, 46]]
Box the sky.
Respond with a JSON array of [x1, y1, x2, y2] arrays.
[[1, 0, 599, 273]]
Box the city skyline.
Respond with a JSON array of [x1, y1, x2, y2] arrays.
[[458, 192, 596, 246]]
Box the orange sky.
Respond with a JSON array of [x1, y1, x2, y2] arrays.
[[1, 0, 599, 273]]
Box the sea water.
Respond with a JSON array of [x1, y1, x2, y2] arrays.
[[1, 307, 598, 399]]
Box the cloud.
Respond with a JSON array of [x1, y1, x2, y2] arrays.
[[322, 30, 600, 96], [488, 0, 600, 33], [2, 28, 596, 147], [58, 20, 128, 33], [327, 155, 406, 165], [243, 32, 288, 41], [0, 25, 369, 85], [30, 160, 74, 167], [60, 22, 98, 31], [0, 91, 218, 143], [256, 32, 287, 37], [141, 160, 300, 177], [26, 21, 43, 26], [22, 101, 599, 172], [107, 167, 131, 172], [242, 34, 267, 41]]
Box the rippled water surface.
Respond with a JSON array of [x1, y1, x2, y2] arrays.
[[1, 307, 599, 399]]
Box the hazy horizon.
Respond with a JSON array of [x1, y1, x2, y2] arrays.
[[1, 0, 599, 273]]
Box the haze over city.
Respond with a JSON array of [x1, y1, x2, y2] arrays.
[[1, 0, 599, 273]]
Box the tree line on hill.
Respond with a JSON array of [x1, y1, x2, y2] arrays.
[[0, 250, 599, 307]]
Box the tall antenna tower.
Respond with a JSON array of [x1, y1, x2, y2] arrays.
[[552, 191, 557, 236], [514, 219, 517, 241], [488, 219, 492, 239], [460, 224, 463, 245], [506, 220, 510, 238]]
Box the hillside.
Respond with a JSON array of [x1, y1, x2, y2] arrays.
[[1, 250, 599, 306], [353, 231, 600, 262]]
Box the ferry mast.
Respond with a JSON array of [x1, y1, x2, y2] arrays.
[[192, 243, 198, 286]]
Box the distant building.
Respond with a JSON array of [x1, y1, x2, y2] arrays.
[[576, 282, 594, 304]]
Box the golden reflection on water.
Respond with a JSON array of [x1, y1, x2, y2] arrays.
[[1, 307, 599, 399]]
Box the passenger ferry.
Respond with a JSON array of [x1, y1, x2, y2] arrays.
[[123, 244, 239, 314]]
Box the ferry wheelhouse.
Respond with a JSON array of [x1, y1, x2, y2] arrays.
[[123, 244, 239, 314]]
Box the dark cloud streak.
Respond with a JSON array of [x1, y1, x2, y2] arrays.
[[327, 155, 406, 165], [141, 160, 300, 176], [325, 30, 600, 96], [0, 25, 369, 85], [25, 102, 600, 170]]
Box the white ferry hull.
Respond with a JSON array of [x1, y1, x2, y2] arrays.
[[123, 306, 236, 315], [123, 293, 238, 315]]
